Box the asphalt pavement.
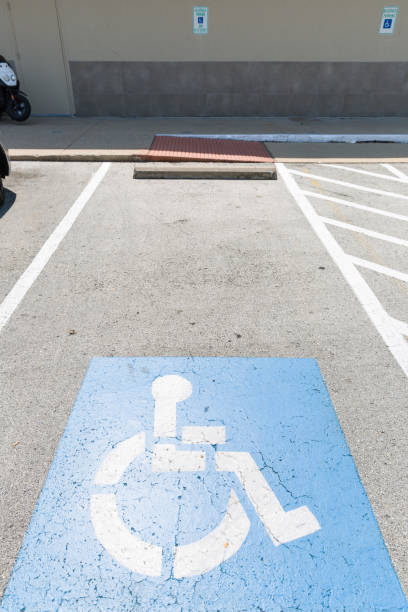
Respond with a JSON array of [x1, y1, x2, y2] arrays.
[[0, 161, 407, 602]]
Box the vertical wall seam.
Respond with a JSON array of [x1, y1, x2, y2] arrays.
[[54, 0, 75, 115], [5, 0, 25, 85]]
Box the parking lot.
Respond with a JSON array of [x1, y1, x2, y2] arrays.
[[0, 160, 407, 603], [280, 161, 408, 373]]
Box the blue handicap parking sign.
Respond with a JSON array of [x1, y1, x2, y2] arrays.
[[2, 358, 407, 611], [198, 16, 204, 24], [384, 18, 393, 28]]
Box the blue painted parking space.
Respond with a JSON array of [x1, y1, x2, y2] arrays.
[[2, 357, 407, 611]]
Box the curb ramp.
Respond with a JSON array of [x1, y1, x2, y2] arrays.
[[133, 162, 277, 180]]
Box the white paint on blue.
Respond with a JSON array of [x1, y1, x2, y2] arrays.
[[182, 425, 226, 444], [158, 133, 408, 143], [2, 357, 407, 611]]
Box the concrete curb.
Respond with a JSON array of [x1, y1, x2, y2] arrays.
[[133, 162, 277, 179], [7, 149, 408, 165], [8, 149, 149, 162]]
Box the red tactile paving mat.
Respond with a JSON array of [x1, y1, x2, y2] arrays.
[[141, 136, 273, 163]]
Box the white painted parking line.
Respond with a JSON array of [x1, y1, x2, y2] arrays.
[[289, 169, 408, 200], [349, 256, 408, 283], [0, 162, 111, 333], [320, 163, 408, 183], [278, 163, 408, 377], [382, 164, 408, 180], [390, 317, 408, 337], [320, 216, 408, 248], [302, 190, 408, 223]]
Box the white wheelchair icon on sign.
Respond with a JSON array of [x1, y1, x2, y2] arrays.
[[91, 375, 321, 577]]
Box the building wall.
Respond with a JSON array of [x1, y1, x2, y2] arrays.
[[68, 60, 408, 117], [0, 2, 16, 59], [0, 0, 72, 114], [58, 0, 407, 62], [1, 0, 407, 116]]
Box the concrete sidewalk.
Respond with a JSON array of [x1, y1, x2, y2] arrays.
[[1, 115, 408, 161]]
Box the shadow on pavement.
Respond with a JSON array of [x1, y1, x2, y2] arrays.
[[0, 188, 16, 218]]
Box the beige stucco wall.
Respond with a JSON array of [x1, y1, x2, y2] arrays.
[[0, 2, 17, 60], [58, 0, 406, 62], [1, 0, 407, 114], [0, 0, 71, 114]]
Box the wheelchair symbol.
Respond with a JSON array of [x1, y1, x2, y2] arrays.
[[91, 375, 321, 577]]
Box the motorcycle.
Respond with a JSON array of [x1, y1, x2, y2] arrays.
[[0, 141, 10, 206], [0, 55, 31, 122]]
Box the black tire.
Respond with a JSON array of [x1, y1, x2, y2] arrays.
[[0, 179, 4, 207], [7, 93, 31, 122]]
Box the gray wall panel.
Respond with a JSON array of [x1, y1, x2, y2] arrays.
[[70, 61, 408, 117]]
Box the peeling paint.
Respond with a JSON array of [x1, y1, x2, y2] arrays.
[[1, 357, 406, 611]]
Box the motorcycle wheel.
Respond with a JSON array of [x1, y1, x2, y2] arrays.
[[7, 94, 31, 122]]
